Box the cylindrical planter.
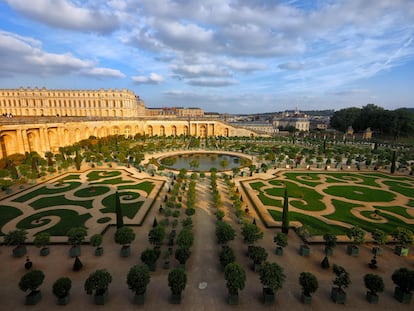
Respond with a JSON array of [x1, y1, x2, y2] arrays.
[[394, 286, 413, 303], [13, 245, 27, 257], [120, 245, 131, 257], [301, 292, 312, 304], [94, 289, 109, 305], [347, 245, 359, 256], [95, 247, 104, 256], [69, 246, 80, 258], [324, 247, 333, 257], [275, 247, 283, 256], [372, 247, 382, 256], [227, 293, 239, 305], [331, 287, 346, 304], [57, 294, 70, 305], [262, 288, 275, 304], [299, 245, 310, 257], [394, 246, 409, 257], [40, 247, 50, 256], [133, 293, 146, 305], [366, 292, 379, 304], [25, 290, 42, 305]]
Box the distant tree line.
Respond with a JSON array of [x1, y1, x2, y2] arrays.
[[330, 104, 414, 139]]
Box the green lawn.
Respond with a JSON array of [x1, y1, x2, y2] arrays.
[[74, 186, 111, 197], [86, 170, 122, 181], [0, 205, 23, 235], [382, 180, 414, 198], [101, 192, 143, 219], [12, 182, 82, 202], [323, 185, 395, 202], [118, 181, 155, 195], [30, 194, 95, 210]]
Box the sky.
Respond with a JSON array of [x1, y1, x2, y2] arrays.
[[0, 0, 414, 114]]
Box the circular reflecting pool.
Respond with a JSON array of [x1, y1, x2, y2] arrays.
[[159, 152, 250, 171]]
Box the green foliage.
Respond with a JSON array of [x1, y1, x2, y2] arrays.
[[140, 248, 161, 267], [282, 187, 289, 233], [219, 245, 236, 268], [259, 262, 285, 293], [274, 232, 288, 248], [52, 277, 72, 298], [84, 269, 112, 295], [19, 270, 45, 292], [114, 227, 136, 246], [34, 232, 50, 248], [216, 221, 236, 244], [323, 233, 337, 250], [175, 247, 191, 265], [332, 264, 351, 291], [347, 226, 365, 245], [247, 245, 268, 265], [148, 225, 166, 246], [90, 234, 103, 247], [67, 227, 87, 246], [177, 228, 193, 248], [241, 222, 263, 244], [224, 263, 246, 295], [127, 265, 150, 295], [115, 191, 123, 229], [371, 229, 387, 246], [4, 229, 27, 245], [168, 268, 187, 296], [392, 268, 414, 293], [299, 272, 318, 296], [364, 274, 384, 295], [391, 227, 414, 247]]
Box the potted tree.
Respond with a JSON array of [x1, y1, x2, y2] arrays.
[[175, 247, 191, 268], [84, 269, 112, 305], [331, 264, 351, 304], [364, 273, 384, 304], [140, 248, 161, 271], [296, 226, 312, 256], [259, 262, 285, 304], [5, 229, 27, 257], [67, 227, 87, 257], [148, 225, 166, 247], [299, 272, 319, 304], [216, 221, 236, 245], [323, 233, 337, 256], [371, 229, 387, 256], [391, 267, 414, 303], [52, 277, 72, 305], [168, 268, 187, 304], [391, 227, 413, 256], [347, 226, 365, 256], [273, 232, 288, 256], [34, 232, 51, 256], [224, 263, 246, 305], [126, 264, 151, 305], [241, 222, 263, 244], [114, 226, 136, 257], [19, 269, 45, 305], [90, 233, 103, 256], [219, 245, 236, 270], [247, 245, 268, 272]]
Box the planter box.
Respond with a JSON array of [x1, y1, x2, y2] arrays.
[[347, 245, 359, 257], [26, 290, 42, 305], [95, 247, 104, 256], [366, 292, 379, 304], [301, 292, 312, 304], [94, 289, 109, 305], [170, 293, 182, 304], [57, 294, 70, 305], [133, 293, 146, 305], [13, 245, 27, 257], [372, 247, 382, 256], [299, 245, 310, 257], [275, 247, 283, 256], [120, 245, 131, 257], [394, 286, 413, 303], [40, 247, 50, 256], [324, 247, 333, 257], [69, 246, 80, 258], [331, 287, 346, 304], [227, 293, 239, 305], [394, 246, 409, 257], [262, 288, 275, 304]]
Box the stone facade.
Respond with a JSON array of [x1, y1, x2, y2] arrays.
[[0, 88, 257, 157]]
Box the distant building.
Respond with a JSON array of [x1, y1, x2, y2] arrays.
[[272, 111, 310, 132], [145, 106, 204, 118], [234, 122, 277, 135]]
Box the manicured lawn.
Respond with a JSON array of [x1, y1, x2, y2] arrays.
[[323, 185, 395, 202], [16, 209, 91, 236], [382, 180, 414, 198], [86, 170, 122, 181], [118, 181, 155, 195], [375, 205, 414, 219], [90, 177, 134, 185], [0, 205, 23, 235], [30, 194, 95, 210], [74, 186, 111, 197], [101, 192, 143, 219], [12, 182, 82, 202]]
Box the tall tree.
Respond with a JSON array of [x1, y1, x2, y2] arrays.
[[390, 150, 396, 174], [115, 191, 124, 228], [282, 187, 289, 234]]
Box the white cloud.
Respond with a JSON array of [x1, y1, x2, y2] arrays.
[[278, 61, 305, 70], [188, 78, 238, 87], [6, 0, 120, 33], [0, 31, 125, 78], [132, 73, 164, 84]]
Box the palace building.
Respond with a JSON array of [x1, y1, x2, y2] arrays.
[[0, 87, 257, 157]]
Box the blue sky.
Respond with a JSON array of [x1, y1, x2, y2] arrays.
[[0, 0, 413, 114]]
